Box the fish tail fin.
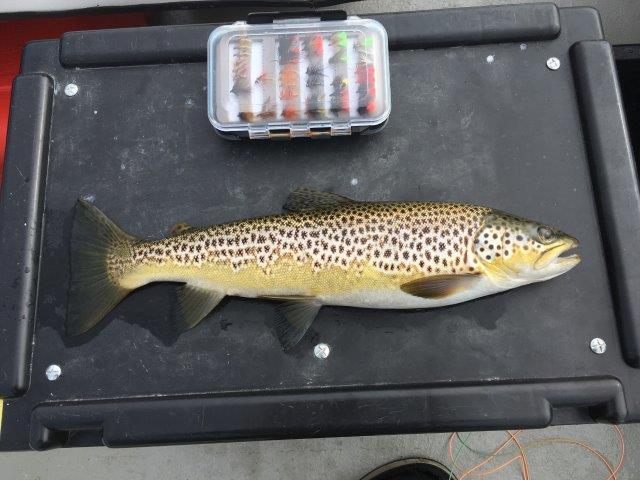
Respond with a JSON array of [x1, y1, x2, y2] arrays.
[[67, 199, 137, 336]]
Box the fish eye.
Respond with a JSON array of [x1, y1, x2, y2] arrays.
[[537, 226, 554, 242]]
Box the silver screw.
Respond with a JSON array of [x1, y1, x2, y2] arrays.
[[590, 338, 607, 354], [46, 364, 62, 381], [314, 343, 330, 359], [64, 83, 78, 96], [546, 57, 561, 70]]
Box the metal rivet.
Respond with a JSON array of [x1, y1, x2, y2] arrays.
[[46, 364, 62, 381], [64, 83, 78, 96], [590, 338, 606, 354], [314, 343, 330, 359], [546, 57, 561, 70]]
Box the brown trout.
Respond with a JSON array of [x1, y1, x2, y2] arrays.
[[68, 188, 580, 348]]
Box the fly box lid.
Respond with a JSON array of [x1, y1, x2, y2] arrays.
[[207, 11, 391, 140]]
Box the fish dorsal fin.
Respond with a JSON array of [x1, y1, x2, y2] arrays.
[[170, 222, 195, 236], [401, 274, 481, 299], [262, 296, 322, 350], [283, 188, 356, 212], [174, 285, 225, 331]]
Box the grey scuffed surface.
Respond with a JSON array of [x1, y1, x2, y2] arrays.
[[0, 425, 637, 479], [2, 1, 639, 478]]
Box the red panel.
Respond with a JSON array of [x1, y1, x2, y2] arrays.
[[0, 12, 149, 181]]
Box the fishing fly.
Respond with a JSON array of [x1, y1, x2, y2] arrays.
[[231, 36, 252, 97], [354, 35, 376, 115], [279, 35, 301, 120]]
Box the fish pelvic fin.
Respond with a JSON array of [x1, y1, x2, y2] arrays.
[[66, 199, 137, 336], [401, 273, 481, 299], [174, 285, 225, 331], [283, 187, 356, 212], [262, 296, 322, 350]]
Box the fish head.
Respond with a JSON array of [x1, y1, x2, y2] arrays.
[[473, 211, 580, 287]]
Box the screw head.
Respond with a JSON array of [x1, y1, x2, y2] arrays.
[[546, 57, 561, 70], [46, 364, 62, 381], [314, 343, 330, 359], [64, 83, 78, 96], [590, 338, 607, 354]]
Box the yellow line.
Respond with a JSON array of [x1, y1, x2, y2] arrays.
[[0, 399, 3, 439]]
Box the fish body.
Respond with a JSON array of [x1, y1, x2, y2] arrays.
[[68, 189, 580, 349]]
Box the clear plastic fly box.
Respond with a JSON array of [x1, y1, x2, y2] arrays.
[[207, 11, 391, 139]]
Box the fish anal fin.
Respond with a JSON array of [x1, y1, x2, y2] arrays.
[[175, 285, 225, 332], [264, 296, 322, 350], [401, 274, 481, 299], [283, 187, 355, 212]]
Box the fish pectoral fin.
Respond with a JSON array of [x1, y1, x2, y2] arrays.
[[170, 222, 194, 236], [400, 274, 482, 299], [283, 187, 356, 212], [174, 285, 225, 332], [263, 296, 322, 350]]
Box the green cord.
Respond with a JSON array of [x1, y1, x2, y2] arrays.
[[449, 432, 472, 479], [456, 432, 487, 456]]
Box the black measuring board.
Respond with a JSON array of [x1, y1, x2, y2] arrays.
[[1, 4, 640, 451]]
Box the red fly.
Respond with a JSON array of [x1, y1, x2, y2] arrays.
[[312, 35, 324, 56], [282, 106, 297, 119]]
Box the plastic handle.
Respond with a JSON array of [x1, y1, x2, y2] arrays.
[[246, 10, 347, 24]]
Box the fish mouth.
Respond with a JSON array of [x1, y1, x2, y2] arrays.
[[534, 236, 581, 270]]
